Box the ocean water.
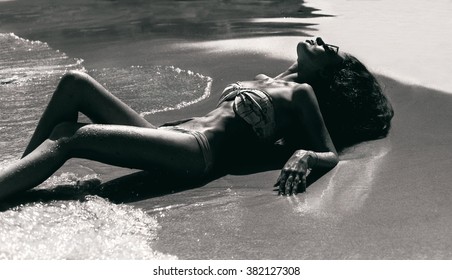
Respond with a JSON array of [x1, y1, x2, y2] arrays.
[[0, 33, 84, 162], [0, 32, 211, 259], [0, 0, 318, 260], [0, 194, 174, 260], [0, 0, 323, 42]]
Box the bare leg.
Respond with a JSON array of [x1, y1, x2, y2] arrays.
[[1, 122, 206, 200], [22, 70, 154, 157]]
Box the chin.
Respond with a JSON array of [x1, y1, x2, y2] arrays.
[[296, 42, 310, 61]]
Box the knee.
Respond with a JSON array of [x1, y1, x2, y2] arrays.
[[60, 70, 89, 84], [56, 70, 91, 94], [49, 122, 80, 143]]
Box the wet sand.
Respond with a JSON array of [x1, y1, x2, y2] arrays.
[[1, 0, 452, 259]]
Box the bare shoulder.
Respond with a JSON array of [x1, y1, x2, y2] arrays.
[[289, 83, 315, 98], [288, 83, 320, 109], [291, 83, 314, 93]]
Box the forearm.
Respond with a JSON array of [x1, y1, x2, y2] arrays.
[[274, 70, 290, 79], [274, 61, 298, 79], [310, 150, 338, 169], [293, 149, 338, 170]]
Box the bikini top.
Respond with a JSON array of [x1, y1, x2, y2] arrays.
[[217, 82, 276, 142]]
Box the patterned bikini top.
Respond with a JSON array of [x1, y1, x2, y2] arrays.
[[218, 82, 276, 142]]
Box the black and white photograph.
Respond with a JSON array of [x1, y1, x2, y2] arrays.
[[0, 0, 451, 276]]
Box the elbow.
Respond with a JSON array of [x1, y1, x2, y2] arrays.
[[326, 151, 339, 170], [331, 154, 339, 168], [327, 150, 339, 169]]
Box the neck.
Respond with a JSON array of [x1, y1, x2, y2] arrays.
[[297, 60, 325, 84]]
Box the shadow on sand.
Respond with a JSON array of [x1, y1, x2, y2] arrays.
[[0, 145, 329, 210]]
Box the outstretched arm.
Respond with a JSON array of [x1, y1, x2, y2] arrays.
[[275, 84, 338, 195]]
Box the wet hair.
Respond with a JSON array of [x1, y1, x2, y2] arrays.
[[312, 53, 394, 150]]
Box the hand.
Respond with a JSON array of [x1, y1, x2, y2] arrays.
[[275, 150, 315, 195]]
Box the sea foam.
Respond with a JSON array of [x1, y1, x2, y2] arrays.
[[0, 194, 175, 260], [0, 33, 211, 259]]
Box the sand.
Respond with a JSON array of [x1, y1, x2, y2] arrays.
[[1, 0, 451, 259], [49, 43, 452, 259]]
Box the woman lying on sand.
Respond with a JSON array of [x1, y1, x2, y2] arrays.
[[0, 37, 393, 200]]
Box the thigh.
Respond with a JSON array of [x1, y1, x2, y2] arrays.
[[67, 124, 206, 176], [62, 71, 155, 128]]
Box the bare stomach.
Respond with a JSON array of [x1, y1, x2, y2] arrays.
[[175, 102, 256, 162], [176, 102, 238, 135]]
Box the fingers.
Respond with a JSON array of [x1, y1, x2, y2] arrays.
[[276, 172, 287, 195], [285, 175, 294, 195], [295, 174, 307, 194], [292, 174, 300, 195], [276, 172, 307, 196]]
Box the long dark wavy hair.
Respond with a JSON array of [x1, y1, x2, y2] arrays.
[[312, 54, 394, 150]]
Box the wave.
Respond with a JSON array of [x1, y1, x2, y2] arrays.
[[0, 32, 211, 259], [0, 33, 212, 159]]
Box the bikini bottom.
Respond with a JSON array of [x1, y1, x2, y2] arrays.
[[158, 126, 213, 174]]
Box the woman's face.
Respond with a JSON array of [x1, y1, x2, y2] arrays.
[[296, 37, 344, 82]]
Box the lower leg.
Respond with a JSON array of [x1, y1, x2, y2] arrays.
[[22, 70, 154, 158], [0, 138, 68, 200]]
